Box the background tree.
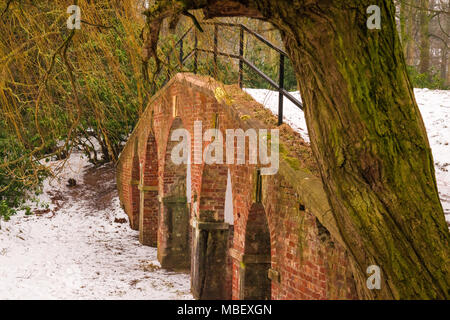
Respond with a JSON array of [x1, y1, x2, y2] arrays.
[[395, 0, 449, 88], [0, 0, 148, 202]]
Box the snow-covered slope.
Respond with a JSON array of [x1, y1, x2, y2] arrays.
[[245, 88, 450, 223], [0, 153, 192, 300]]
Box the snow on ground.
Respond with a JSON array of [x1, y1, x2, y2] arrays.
[[0, 152, 192, 300], [245, 88, 450, 223]]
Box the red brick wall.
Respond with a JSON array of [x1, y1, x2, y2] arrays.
[[158, 116, 188, 261], [139, 133, 159, 246], [199, 164, 228, 222], [262, 174, 357, 300], [130, 153, 140, 230], [116, 73, 358, 300]]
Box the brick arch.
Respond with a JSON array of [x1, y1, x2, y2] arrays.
[[129, 140, 140, 230], [240, 202, 271, 300], [162, 117, 186, 195], [138, 132, 159, 246], [191, 162, 232, 300], [158, 116, 190, 270]]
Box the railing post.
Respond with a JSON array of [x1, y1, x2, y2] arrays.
[[213, 24, 218, 76], [278, 54, 285, 126], [238, 25, 244, 88], [194, 29, 198, 74]]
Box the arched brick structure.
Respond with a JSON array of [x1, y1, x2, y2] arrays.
[[240, 202, 271, 300], [139, 132, 159, 246], [191, 163, 231, 300], [129, 141, 140, 230], [116, 73, 359, 300], [158, 117, 190, 270]]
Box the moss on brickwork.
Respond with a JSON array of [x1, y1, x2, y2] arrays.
[[223, 84, 319, 176]]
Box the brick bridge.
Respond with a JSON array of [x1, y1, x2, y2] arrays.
[[116, 73, 359, 300]]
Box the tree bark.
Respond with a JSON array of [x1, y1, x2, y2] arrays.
[[441, 6, 450, 86], [147, 0, 450, 299], [403, 0, 417, 65], [400, 1, 408, 59], [265, 0, 449, 299]]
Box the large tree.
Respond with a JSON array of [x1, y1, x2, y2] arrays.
[[418, 0, 432, 74], [398, 0, 417, 65], [144, 0, 450, 299]]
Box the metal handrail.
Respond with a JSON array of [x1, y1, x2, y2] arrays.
[[167, 22, 304, 125]]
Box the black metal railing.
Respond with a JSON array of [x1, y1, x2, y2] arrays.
[[168, 22, 303, 125]]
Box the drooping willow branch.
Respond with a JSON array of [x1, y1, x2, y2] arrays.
[[0, 30, 77, 170]]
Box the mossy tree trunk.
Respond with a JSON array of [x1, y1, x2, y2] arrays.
[[400, 0, 416, 66], [272, 0, 449, 299], [145, 0, 450, 299]]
